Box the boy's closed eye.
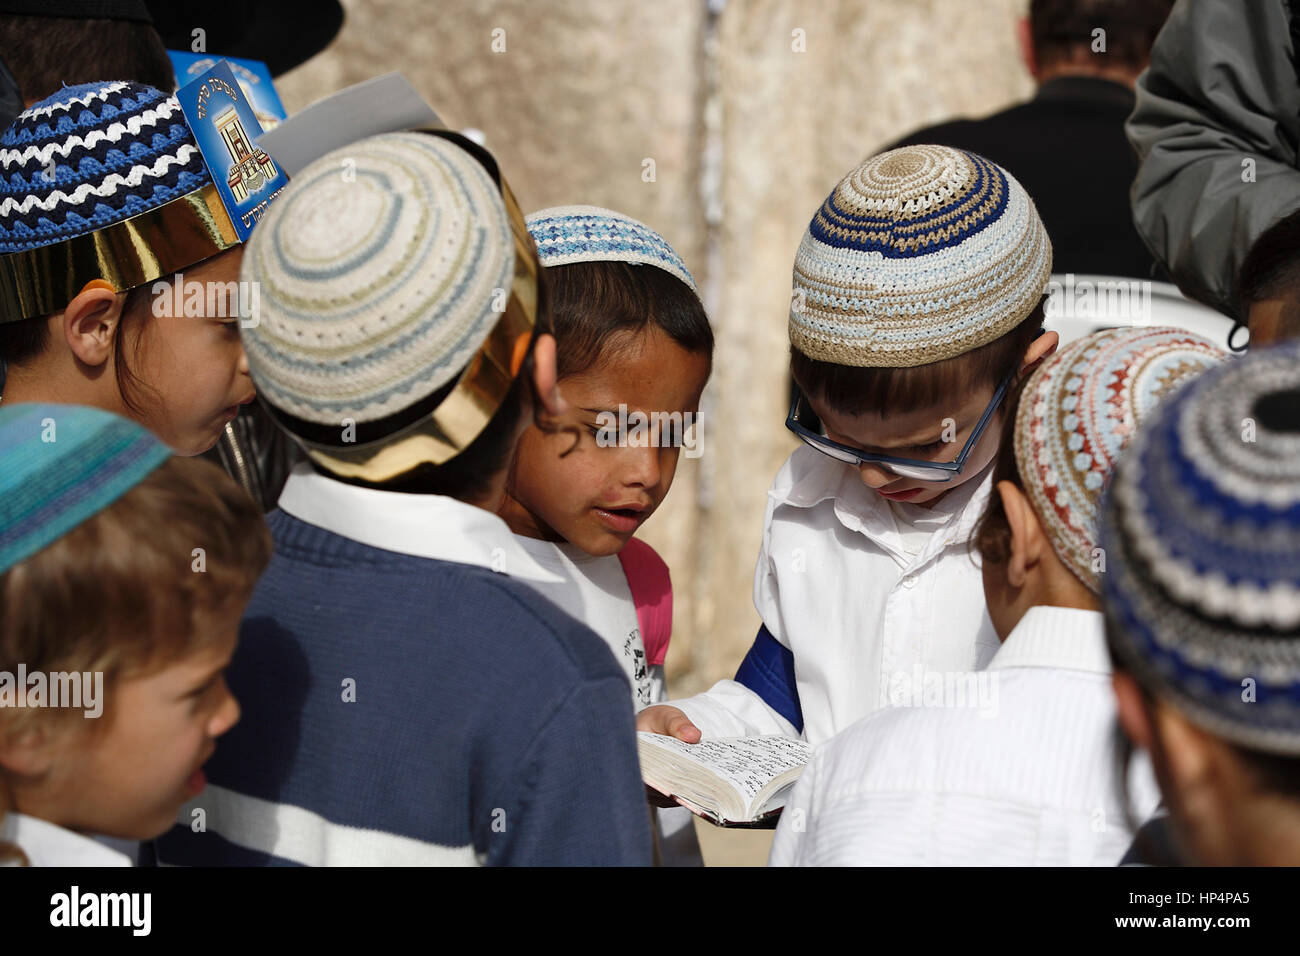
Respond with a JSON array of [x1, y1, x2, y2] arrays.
[[908, 438, 949, 456], [179, 668, 225, 703], [826, 427, 951, 458]]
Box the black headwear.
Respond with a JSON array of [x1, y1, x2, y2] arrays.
[[145, 0, 344, 77]]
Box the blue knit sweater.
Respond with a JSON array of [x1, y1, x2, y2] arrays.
[[155, 510, 652, 866]]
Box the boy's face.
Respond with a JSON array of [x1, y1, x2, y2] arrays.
[[501, 327, 710, 556], [128, 248, 257, 456], [44, 609, 242, 841], [809, 382, 1004, 508]]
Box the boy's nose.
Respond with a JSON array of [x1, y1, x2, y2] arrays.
[[857, 461, 895, 489], [210, 680, 241, 737], [622, 443, 662, 489]]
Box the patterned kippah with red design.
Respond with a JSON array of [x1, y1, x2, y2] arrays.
[[1014, 326, 1225, 593]]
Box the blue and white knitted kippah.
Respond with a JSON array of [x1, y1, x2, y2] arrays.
[[1101, 341, 1300, 755], [525, 205, 697, 292], [791, 144, 1052, 368], [240, 131, 515, 431], [0, 81, 211, 255], [0, 402, 171, 576]]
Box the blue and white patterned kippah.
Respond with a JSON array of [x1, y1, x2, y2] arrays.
[[525, 205, 697, 292], [1101, 341, 1300, 755], [240, 132, 515, 430], [0, 81, 211, 255], [791, 144, 1052, 368]]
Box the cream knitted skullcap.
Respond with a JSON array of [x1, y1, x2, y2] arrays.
[[790, 144, 1052, 367], [240, 131, 514, 434]]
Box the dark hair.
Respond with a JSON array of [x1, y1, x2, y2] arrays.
[[546, 260, 713, 379], [0, 314, 46, 366], [0, 15, 175, 100], [1029, 0, 1173, 72], [791, 300, 1045, 418], [1238, 209, 1300, 340]]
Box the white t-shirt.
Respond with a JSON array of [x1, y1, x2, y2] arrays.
[[513, 536, 663, 707], [512, 535, 702, 866]]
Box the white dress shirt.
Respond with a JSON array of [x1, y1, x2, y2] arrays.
[[1, 813, 132, 866], [674, 445, 1002, 745], [277, 463, 563, 585], [769, 606, 1161, 866]]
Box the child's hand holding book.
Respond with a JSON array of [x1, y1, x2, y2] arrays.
[[636, 704, 702, 743]]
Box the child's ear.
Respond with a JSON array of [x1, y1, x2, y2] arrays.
[[0, 727, 55, 778], [1148, 696, 1221, 797], [61, 281, 125, 368], [997, 479, 1046, 588], [529, 333, 568, 417], [1018, 327, 1059, 380]]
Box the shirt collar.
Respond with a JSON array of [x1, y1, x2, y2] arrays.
[[987, 605, 1111, 675], [774, 445, 994, 552], [277, 463, 564, 585], [0, 813, 132, 867]]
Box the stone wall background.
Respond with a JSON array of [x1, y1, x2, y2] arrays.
[[276, 0, 1033, 697]]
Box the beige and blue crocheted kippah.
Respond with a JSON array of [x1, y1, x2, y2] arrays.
[[790, 144, 1052, 368], [240, 131, 514, 431]]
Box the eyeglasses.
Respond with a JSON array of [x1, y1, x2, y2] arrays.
[[785, 360, 1021, 483]]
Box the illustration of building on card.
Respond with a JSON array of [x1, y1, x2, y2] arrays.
[[215, 106, 278, 204]]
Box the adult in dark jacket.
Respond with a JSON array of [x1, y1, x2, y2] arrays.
[[1128, 0, 1300, 335], [891, 0, 1172, 280]]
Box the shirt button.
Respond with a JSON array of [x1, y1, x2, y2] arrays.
[[902, 576, 917, 589]]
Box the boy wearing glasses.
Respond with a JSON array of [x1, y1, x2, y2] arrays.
[[639, 145, 1057, 746]]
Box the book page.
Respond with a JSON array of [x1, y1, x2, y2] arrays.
[[639, 733, 810, 808]]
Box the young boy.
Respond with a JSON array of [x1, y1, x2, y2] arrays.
[[769, 327, 1222, 865], [153, 130, 652, 866], [640, 144, 1056, 745], [0, 402, 270, 865], [0, 81, 260, 459], [0, 78, 298, 506]]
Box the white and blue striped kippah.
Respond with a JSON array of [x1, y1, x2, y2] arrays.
[[525, 205, 697, 292], [1101, 341, 1300, 755], [239, 131, 514, 432]]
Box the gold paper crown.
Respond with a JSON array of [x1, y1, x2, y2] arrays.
[[0, 182, 240, 323]]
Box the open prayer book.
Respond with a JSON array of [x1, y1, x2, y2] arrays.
[[638, 732, 812, 828]]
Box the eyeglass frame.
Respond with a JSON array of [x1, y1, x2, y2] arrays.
[[785, 329, 1042, 483]]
